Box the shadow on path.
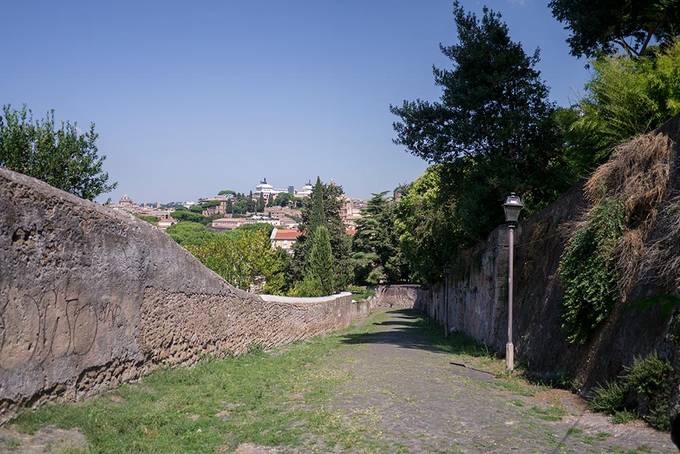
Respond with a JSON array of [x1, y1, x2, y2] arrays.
[[339, 309, 491, 358]]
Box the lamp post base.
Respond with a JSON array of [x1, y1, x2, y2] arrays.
[[506, 342, 514, 372]]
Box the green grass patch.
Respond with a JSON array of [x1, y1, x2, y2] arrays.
[[612, 410, 638, 425], [10, 313, 390, 453], [527, 405, 567, 422], [566, 427, 583, 436]]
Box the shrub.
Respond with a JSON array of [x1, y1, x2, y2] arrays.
[[589, 381, 626, 413], [588, 354, 674, 430]]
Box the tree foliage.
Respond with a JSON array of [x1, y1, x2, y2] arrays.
[[560, 40, 680, 176], [273, 192, 294, 207], [170, 209, 205, 223], [167, 221, 218, 246], [187, 226, 286, 294], [352, 192, 408, 284], [291, 177, 352, 294], [293, 225, 335, 296], [0, 105, 116, 200], [394, 166, 461, 283], [549, 0, 680, 58], [391, 2, 570, 249]]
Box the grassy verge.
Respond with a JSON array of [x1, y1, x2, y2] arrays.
[[9, 312, 389, 453]]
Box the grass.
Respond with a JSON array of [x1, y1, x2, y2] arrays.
[[612, 410, 638, 425], [527, 405, 567, 422], [9, 313, 391, 453]]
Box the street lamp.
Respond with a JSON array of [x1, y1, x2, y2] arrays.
[[503, 193, 523, 372]]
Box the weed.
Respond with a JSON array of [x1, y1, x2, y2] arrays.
[[612, 410, 638, 424], [566, 427, 583, 436]]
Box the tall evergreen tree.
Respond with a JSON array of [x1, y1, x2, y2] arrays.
[[257, 193, 265, 212], [290, 177, 353, 291], [309, 177, 326, 231], [391, 2, 570, 246], [304, 225, 336, 295]]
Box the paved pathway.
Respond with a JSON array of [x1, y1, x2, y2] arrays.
[[323, 309, 676, 453]]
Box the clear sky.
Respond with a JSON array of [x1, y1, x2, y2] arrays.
[[2, 0, 589, 202]]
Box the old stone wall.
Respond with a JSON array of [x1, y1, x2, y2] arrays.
[[0, 168, 366, 421], [416, 117, 680, 391], [368, 285, 426, 310]]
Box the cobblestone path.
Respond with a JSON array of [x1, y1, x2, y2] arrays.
[[324, 309, 676, 453]]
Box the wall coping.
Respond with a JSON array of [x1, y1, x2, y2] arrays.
[[259, 292, 352, 304]]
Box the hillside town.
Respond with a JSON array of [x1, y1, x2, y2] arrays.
[[106, 177, 367, 252]]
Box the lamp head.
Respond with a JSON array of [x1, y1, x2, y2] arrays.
[[503, 193, 524, 225]]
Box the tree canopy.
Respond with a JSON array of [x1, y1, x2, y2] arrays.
[[352, 192, 408, 284], [391, 2, 570, 246], [549, 0, 680, 58], [0, 105, 116, 200]]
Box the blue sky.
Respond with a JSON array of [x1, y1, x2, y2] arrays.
[[2, 0, 589, 202]]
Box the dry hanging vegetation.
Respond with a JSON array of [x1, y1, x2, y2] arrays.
[[586, 133, 673, 294], [643, 196, 680, 290], [559, 132, 674, 344]]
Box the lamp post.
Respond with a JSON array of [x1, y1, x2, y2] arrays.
[[503, 193, 523, 372]]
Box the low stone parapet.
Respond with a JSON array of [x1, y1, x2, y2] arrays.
[[0, 168, 369, 422]]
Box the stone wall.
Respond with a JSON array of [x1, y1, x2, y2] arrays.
[[368, 285, 426, 310], [416, 116, 680, 391], [0, 168, 367, 421]]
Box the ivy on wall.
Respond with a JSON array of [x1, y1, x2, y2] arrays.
[[558, 198, 625, 344]]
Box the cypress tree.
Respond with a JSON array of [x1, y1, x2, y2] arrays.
[[309, 176, 326, 233], [305, 225, 336, 295]]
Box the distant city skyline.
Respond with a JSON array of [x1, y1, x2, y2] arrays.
[[2, 1, 589, 202]]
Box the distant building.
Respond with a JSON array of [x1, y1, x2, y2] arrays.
[[339, 195, 363, 228], [254, 178, 286, 198], [118, 194, 135, 209], [295, 181, 313, 198], [202, 201, 227, 217], [212, 217, 247, 230], [157, 217, 177, 231], [270, 228, 301, 253], [212, 214, 281, 230]]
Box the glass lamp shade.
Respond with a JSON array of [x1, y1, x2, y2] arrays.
[[503, 193, 524, 224]]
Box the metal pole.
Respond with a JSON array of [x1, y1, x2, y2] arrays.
[[444, 272, 448, 338], [506, 225, 515, 372]]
